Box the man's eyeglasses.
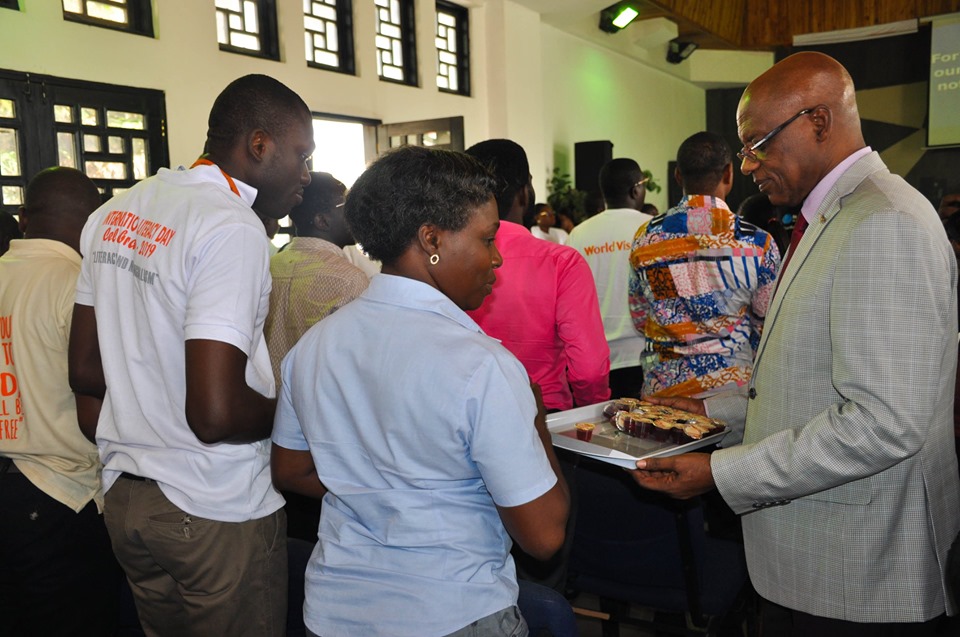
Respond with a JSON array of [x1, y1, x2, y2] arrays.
[[634, 176, 649, 190], [737, 108, 814, 163]]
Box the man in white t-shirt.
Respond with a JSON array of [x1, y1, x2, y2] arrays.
[[69, 75, 315, 637], [567, 158, 652, 398]]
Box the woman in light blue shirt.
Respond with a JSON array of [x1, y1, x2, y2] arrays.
[[271, 146, 569, 637]]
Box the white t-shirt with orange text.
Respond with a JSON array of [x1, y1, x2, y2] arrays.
[[75, 164, 282, 522]]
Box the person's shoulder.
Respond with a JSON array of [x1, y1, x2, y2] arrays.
[[341, 260, 373, 290], [468, 329, 530, 378], [637, 207, 676, 235], [505, 223, 557, 251], [733, 218, 773, 244], [550, 242, 592, 273]]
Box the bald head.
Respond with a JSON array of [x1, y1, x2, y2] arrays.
[[741, 52, 862, 138], [20, 167, 101, 253], [736, 52, 866, 207]]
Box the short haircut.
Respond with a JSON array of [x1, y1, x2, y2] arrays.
[[345, 146, 498, 265], [205, 75, 309, 155], [22, 167, 101, 219], [289, 172, 346, 233], [676, 131, 732, 192], [464, 139, 529, 220], [599, 158, 642, 202]]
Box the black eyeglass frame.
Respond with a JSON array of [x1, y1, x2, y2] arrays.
[[737, 107, 815, 163]]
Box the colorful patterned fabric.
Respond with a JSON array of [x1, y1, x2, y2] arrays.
[[629, 195, 780, 397]]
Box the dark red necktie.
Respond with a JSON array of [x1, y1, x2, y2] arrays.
[[779, 214, 809, 275]]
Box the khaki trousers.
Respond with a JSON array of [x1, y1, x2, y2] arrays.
[[105, 476, 287, 637]]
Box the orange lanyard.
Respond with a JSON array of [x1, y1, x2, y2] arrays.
[[190, 157, 241, 197]]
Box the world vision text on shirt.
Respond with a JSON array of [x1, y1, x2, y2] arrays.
[[0, 314, 22, 440], [582, 240, 632, 255]]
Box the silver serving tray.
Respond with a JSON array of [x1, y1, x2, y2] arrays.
[[547, 402, 728, 469]]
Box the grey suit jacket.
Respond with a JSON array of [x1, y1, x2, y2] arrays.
[[709, 152, 960, 622]]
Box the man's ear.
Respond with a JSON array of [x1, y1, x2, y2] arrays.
[[721, 162, 734, 188], [313, 211, 329, 231], [249, 129, 270, 162], [811, 106, 830, 142], [17, 206, 27, 234], [673, 165, 683, 187], [517, 183, 532, 211]]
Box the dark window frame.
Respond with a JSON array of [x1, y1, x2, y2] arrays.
[[62, 0, 155, 38], [375, 0, 418, 87], [304, 0, 355, 75], [0, 69, 169, 214], [435, 1, 470, 96], [216, 0, 280, 61], [1, 0, 20, 11]]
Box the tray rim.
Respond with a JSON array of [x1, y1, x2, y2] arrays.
[[547, 401, 728, 469]]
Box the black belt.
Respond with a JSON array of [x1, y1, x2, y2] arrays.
[[119, 472, 146, 481]]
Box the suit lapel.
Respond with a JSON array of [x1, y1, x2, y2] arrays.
[[751, 152, 887, 377]]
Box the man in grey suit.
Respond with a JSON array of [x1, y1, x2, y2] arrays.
[[631, 51, 960, 635]]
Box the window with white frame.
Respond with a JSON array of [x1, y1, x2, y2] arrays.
[[435, 1, 469, 96], [374, 0, 417, 86], [62, 0, 154, 37], [215, 0, 279, 60], [303, 0, 355, 75]]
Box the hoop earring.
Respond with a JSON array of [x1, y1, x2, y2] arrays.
[[429, 254, 440, 265]]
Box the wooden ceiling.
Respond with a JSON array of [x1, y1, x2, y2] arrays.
[[633, 0, 960, 50]]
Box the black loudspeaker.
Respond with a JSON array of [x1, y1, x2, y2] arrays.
[[574, 140, 613, 195]]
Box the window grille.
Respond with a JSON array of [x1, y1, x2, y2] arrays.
[[374, 0, 417, 86], [304, 0, 355, 74], [435, 1, 469, 96], [215, 0, 279, 60], [62, 0, 154, 37]]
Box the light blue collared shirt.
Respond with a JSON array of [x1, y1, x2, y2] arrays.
[[273, 274, 557, 637]]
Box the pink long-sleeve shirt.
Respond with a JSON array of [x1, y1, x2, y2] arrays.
[[468, 221, 610, 411]]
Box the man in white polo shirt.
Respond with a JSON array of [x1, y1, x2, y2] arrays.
[[69, 74, 314, 636], [567, 158, 652, 398]]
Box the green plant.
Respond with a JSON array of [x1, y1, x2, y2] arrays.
[[642, 168, 662, 194], [546, 167, 587, 224]]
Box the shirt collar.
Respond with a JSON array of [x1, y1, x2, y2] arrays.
[[800, 146, 872, 223], [679, 194, 732, 212], [288, 236, 345, 255], [364, 274, 483, 334], [180, 163, 258, 208], [4, 238, 81, 263]]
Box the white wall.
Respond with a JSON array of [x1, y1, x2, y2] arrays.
[[540, 24, 708, 212], [0, 0, 491, 168], [480, 0, 546, 195], [0, 0, 765, 212]]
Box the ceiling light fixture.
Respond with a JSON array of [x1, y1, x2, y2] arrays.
[[666, 39, 698, 64], [599, 2, 640, 34]]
